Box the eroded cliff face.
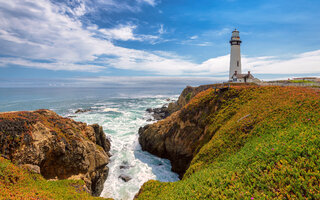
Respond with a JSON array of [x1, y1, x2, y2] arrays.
[[139, 112, 194, 177], [0, 109, 110, 196], [139, 86, 236, 178]]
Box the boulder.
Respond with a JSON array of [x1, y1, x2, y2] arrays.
[[119, 174, 132, 182]]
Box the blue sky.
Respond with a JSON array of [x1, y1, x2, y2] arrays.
[[0, 0, 319, 87]]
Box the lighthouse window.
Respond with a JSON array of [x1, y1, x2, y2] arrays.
[[237, 61, 239, 67]]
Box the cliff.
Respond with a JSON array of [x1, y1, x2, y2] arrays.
[[0, 109, 111, 198], [139, 83, 252, 177], [137, 85, 320, 199]]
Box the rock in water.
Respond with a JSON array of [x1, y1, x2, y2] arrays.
[[119, 174, 132, 182], [146, 108, 153, 113], [145, 106, 170, 121], [119, 165, 130, 169], [119, 161, 131, 169], [0, 109, 111, 196], [75, 108, 91, 113]]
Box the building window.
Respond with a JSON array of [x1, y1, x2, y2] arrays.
[[237, 61, 239, 67]]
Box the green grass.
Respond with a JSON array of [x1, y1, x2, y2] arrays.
[[0, 157, 110, 200], [185, 92, 192, 102], [136, 86, 320, 199], [289, 80, 315, 83]]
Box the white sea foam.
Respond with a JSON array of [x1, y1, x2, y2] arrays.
[[73, 97, 179, 200], [102, 108, 120, 112]]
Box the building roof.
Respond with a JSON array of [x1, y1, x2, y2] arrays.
[[233, 73, 254, 79]]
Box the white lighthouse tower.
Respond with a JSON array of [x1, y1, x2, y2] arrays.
[[229, 29, 242, 80]]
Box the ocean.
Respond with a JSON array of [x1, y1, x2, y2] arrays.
[[0, 87, 182, 200]]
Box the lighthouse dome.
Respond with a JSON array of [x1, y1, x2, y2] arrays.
[[232, 29, 240, 37]]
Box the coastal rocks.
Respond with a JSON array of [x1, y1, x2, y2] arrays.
[[119, 161, 131, 169], [91, 165, 109, 196], [91, 123, 111, 155], [0, 109, 110, 196], [146, 106, 170, 121], [139, 111, 197, 178], [117, 160, 132, 182]]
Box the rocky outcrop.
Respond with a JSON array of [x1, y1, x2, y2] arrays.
[[139, 85, 237, 178], [139, 110, 202, 178], [146, 106, 170, 121], [0, 109, 110, 196], [91, 123, 111, 155]]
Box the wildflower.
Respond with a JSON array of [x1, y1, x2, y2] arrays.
[[251, 197, 254, 200]]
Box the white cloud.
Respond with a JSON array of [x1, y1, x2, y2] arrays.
[[158, 24, 165, 35], [136, 0, 157, 7], [98, 24, 160, 42], [75, 0, 155, 14], [0, 0, 159, 70], [198, 50, 320, 76], [243, 50, 320, 74], [190, 35, 198, 40], [0, 57, 104, 72], [99, 25, 138, 41], [196, 42, 213, 46], [0, 0, 108, 64]]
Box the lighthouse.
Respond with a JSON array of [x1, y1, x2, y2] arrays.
[[229, 29, 242, 80], [228, 29, 257, 83]]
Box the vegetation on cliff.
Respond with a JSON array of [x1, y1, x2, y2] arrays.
[[0, 157, 110, 200], [137, 85, 320, 199]]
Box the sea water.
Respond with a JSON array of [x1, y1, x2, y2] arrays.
[[0, 87, 181, 200]]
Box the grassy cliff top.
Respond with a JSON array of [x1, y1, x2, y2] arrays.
[[136, 86, 320, 199], [0, 157, 109, 200]]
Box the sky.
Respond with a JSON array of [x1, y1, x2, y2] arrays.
[[0, 0, 319, 87]]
